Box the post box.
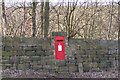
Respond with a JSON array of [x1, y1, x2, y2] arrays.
[[54, 36, 65, 60]]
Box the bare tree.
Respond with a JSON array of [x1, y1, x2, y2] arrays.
[[32, 0, 37, 37], [44, 0, 49, 38], [40, 0, 44, 38], [2, 1, 118, 40], [107, 2, 114, 40], [65, 0, 78, 39], [21, 1, 26, 37], [2, 0, 8, 36], [118, 1, 120, 63]]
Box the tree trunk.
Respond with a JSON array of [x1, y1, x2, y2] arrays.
[[44, 0, 49, 38], [32, 0, 36, 37], [21, 1, 26, 37], [118, 1, 120, 66], [2, 0, 8, 36], [41, 0, 44, 38], [107, 2, 113, 40]]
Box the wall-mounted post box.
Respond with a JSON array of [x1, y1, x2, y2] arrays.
[[54, 36, 65, 60]]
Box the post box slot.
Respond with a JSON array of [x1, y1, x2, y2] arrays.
[[57, 40, 63, 42]]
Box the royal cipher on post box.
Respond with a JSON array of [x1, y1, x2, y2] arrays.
[[54, 36, 65, 60]]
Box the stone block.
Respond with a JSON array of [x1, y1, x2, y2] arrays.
[[25, 51, 36, 56], [83, 63, 90, 72], [43, 65, 51, 69], [76, 50, 85, 55], [22, 62, 34, 70], [2, 65, 6, 70], [2, 60, 10, 64], [52, 32, 67, 36], [33, 65, 43, 71], [44, 51, 53, 56], [20, 56, 29, 63], [3, 64, 12, 69], [4, 46, 12, 52], [2, 56, 9, 60], [23, 46, 33, 51], [57, 66, 69, 72], [30, 56, 40, 61], [38, 60, 47, 65], [55, 61, 66, 66], [36, 51, 45, 56], [39, 59, 55, 65], [69, 65, 78, 72], [18, 64, 25, 70], [16, 51, 25, 56], [45, 59, 55, 65], [77, 55, 83, 63], [36, 65, 51, 72], [78, 63, 83, 72], [12, 45, 21, 51], [42, 42, 51, 50]]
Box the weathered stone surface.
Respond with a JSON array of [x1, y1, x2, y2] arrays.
[[57, 66, 69, 72], [25, 51, 36, 56], [18, 64, 25, 70], [2, 60, 9, 64], [2, 37, 118, 73], [20, 56, 29, 60], [78, 63, 83, 72], [30, 56, 40, 61], [45, 59, 55, 65], [69, 65, 78, 72], [35, 51, 45, 56], [2, 64, 12, 69], [55, 61, 66, 66]]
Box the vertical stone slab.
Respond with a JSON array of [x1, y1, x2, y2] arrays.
[[51, 32, 67, 66], [0, 38, 1, 79], [78, 63, 83, 72], [0, 3, 2, 78]]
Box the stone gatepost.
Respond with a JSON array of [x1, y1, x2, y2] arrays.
[[51, 32, 68, 69]]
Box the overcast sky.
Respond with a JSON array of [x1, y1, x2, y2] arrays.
[[4, 0, 119, 3], [3, 0, 119, 6]]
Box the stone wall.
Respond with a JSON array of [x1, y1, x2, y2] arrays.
[[2, 37, 118, 73]]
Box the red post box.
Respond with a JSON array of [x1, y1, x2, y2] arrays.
[[54, 36, 65, 60]]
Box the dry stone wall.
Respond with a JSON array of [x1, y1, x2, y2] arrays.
[[2, 37, 118, 73]]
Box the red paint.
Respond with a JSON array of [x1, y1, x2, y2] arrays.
[[54, 36, 65, 60]]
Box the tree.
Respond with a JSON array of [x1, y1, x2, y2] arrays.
[[2, 0, 8, 36], [44, 0, 49, 38], [118, 1, 120, 62], [2, 1, 118, 40], [32, 0, 37, 37], [40, 0, 44, 38], [107, 2, 114, 40], [21, 1, 26, 37], [65, 0, 78, 39]]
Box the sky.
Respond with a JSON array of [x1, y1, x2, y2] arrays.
[[4, 0, 119, 3], [2, 0, 119, 6]]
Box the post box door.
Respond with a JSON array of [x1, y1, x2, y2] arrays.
[[54, 36, 65, 60]]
